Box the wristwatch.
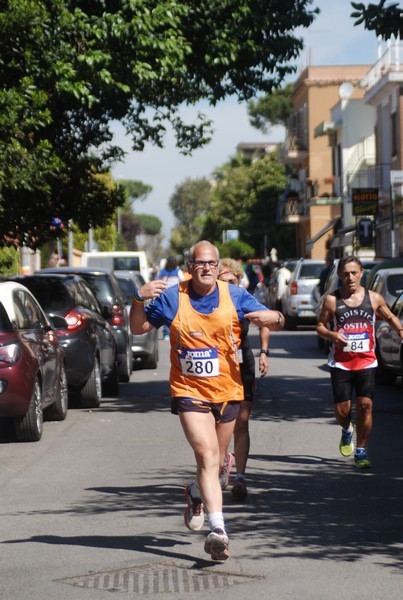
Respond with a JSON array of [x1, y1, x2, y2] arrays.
[[260, 349, 269, 356]]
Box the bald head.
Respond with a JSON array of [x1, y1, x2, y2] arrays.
[[188, 241, 219, 265]]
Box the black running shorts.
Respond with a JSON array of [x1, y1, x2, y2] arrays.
[[330, 367, 376, 403]]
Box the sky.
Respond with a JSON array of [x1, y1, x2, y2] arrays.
[[111, 0, 382, 242]]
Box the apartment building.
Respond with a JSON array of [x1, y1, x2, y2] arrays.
[[362, 37, 403, 257], [314, 92, 376, 258], [278, 65, 372, 259]]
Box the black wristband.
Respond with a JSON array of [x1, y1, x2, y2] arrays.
[[260, 349, 269, 356]]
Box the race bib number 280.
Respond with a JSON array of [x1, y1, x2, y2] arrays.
[[179, 347, 219, 377]]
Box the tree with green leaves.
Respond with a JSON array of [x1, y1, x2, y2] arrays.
[[118, 180, 153, 210], [202, 153, 296, 258], [0, 0, 318, 249], [351, 1, 403, 39], [0, 246, 20, 275], [169, 177, 212, 254], [247, 84, 293, 134], [115, 178, 159, 250]]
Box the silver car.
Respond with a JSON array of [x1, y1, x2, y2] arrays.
[[114, 272, 159, 369], [375, 290, 403, 384], [367, 267, 403, 309], [282, 258, 325, 329]]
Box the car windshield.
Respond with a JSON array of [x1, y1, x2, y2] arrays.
[[386, 274, 403, 297], [300, 264, 324, 279], [0, 302, 12, 332], [22, 280, 71, 312], [113, 257, 140, 271], [82, 275, 114, 304]]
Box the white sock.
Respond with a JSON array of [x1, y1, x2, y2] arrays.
[[343, 424, 353, 433], [208, 512, 226, 534], [235, 473, 245, 481]]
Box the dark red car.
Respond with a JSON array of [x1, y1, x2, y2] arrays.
[[0, 281, 68, 442]]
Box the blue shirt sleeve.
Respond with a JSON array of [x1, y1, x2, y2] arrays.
[[145, 285, 179, 328]]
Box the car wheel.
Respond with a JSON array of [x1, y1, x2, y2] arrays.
[[103, 353, 120, 397], [45, 364, 68, 421], [14, 378, 43, 442], [375, 350, 397, 385], [143, 339, 159, 370], [80, 357, 102, 408], [118, 345, 131, 382]]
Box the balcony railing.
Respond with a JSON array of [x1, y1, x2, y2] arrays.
[[278, 197, 308, 223], [362, 38, 403, 90]]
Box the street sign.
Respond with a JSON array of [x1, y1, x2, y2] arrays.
[[222, 230, 239, 242], [352, 188, 378, 216]]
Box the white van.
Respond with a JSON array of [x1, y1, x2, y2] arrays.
[[81, 251, 150, 282]]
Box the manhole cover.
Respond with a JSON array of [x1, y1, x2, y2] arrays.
[[57, 561, 260, 594]]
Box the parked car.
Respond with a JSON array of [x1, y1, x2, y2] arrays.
[[282, 259, 325, 329], [267, 260, 298, 310], [365, 257, 403, 289], [0, 281, 68, 442], [114, 271, 159, 369], [315, 258, 383, 350], [12, 274, 119, 406], [375, 290, 403, 384], [40, 267, 133, 383], [366, 267, 403, 309]]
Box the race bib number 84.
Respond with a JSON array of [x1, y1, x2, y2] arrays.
[[344, 332, 370, 353], [179, 347, 219, 377]]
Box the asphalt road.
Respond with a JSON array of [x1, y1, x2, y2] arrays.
[[0, 328, 402, 600]]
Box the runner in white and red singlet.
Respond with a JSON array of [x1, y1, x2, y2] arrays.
[[317, 256, 403, 469]]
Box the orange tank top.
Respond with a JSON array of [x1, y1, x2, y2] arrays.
[[169, 279, 244, 402]]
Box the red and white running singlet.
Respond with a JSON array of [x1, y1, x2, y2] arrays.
[[328, 289, 377, 371]]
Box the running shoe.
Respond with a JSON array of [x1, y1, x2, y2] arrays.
[[354, 448, 372, 469], [219, 452, 235, 490], [204, 528, 229, 561], [339, 426, 354, 457], [232, 478, 248, 500], [184, 485, 205, 531]]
